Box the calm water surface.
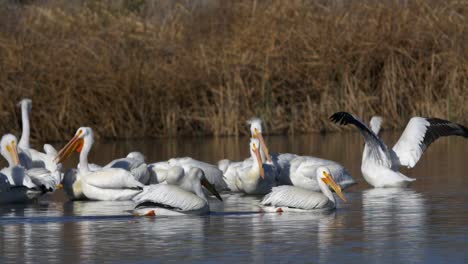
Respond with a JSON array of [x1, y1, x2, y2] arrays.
[[0, 133, 467, 263]]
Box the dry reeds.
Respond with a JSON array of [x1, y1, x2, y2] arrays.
[[0, 0, 466, 141]]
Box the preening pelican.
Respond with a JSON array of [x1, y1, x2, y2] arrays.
[[260, 166, 347, 212], [248, 117, 356, 190], [133, 167, 223, 216], [0, 134, 45, 203], [56, 127, 143, 201], [222, 138, 277, 195], [330, 112, 468, 187], [149, 157, 228, 191]]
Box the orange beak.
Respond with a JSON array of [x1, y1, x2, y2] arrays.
[[55, 132, 84, 164], [253, 130, 272, 163], [6, 141, 20, 166], [322, 171, 347, 202], [253, 144, 265, 179]]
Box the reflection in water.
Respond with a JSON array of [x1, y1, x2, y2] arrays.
[[0, 134, 466, 263], [362, 188, 426, 264]]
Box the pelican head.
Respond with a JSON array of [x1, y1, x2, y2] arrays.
[[250, 138, 265, 179], [18, 98, 32, 112], [188, 167, 223, 201], [247, 117, 272, 163], [55, 127, 93, 163], [126, 151, 145, 162], [317, 166, 347, 202], [1, 134, 20, 167]]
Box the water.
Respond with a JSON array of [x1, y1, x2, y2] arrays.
[[0, 133, 467, 263]]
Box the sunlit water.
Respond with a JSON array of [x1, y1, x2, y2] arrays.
[[0, 133, 467, 263]]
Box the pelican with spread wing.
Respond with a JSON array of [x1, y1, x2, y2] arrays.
[[330, 112, 468, 188]]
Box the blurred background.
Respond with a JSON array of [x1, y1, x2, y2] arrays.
[[0, 0, 466, 141]]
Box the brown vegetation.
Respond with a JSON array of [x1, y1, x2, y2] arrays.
[[0, 0, 467, 141]]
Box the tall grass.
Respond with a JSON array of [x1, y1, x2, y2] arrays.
[[0, 0, 466, 141]]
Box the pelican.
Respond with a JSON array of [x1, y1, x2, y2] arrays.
[[248, 117, 356, 190], [149, 157, 228, 191], [260, 166, 347, 212], [330, 112, 468, 187], [56, 127, 144, 201], [133, 166, 223, 216], [222, 138, 277, 195], [0, 134, 45, 203], [17, 99, 63, 185], [103, 151, 150, 184]]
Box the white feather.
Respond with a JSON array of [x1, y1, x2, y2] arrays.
[[261, 186, 334, 210]]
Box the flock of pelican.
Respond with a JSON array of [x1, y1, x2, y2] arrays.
[[1, 99, 467, 216]]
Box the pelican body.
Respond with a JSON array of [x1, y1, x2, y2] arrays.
[[149, 157, 228, 191], [330, 112, 468, 188], [260, 167, 347, 212], [133, 167, 223, 216], [222, 138, 276, 195], [56, 127, 143, 201]]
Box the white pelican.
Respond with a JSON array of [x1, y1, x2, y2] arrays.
[[132, 166, 223, 216], [330, 112, 468, 187], [260, 166, 347, 212], [149, 157, 228, 191], [103, 151, 150, 184], [17, 99, 63, 185], [222, 138, 277, 195], [0, 134, 45, 203], [248, 117, 356, 190], [56, 127, 144, 201]]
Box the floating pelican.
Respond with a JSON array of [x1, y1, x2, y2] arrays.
[[133, 166, 222, 216], [56, 127, 143, 201], [149, 157, 228, 191], [248, 117, 356, 190], [0, 134, 46, 203], [222, 138, 277, 194], [103, 151, 150, 184], [260, 166, 347, 212], [17, 99, 63, 185], [330, 112, 468, 187]]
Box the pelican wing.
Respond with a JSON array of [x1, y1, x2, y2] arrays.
[[83, 168, 144, 189], [43, 144, 58, 156], [133, 184, 206, 211], [330, 112, 391, 163], [392, 117, 468, 168], [370, 116, 383, 135], [261, 186, 333, 210], [170, 157, 228, 190], [18, 148, 33, 169], [104, 158, 150, 184], [1, 167, 36, 188], [289, 156, 355, 190], [26, 167, 58, 191], [148, 161, 172, 183]]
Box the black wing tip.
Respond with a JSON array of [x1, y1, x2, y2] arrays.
[[426, 117, 468, 138], [329, 111, 353, 125]]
